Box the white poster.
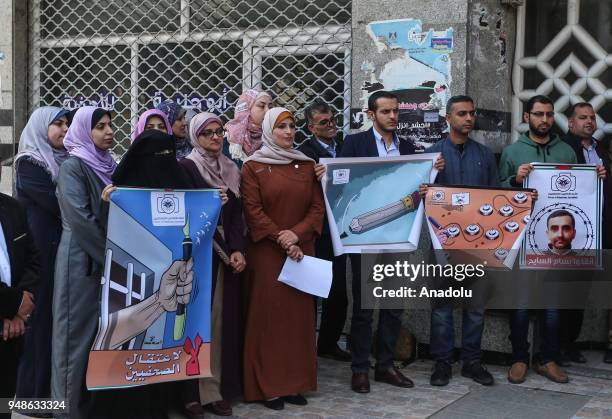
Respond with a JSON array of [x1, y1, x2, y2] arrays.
[[520, 163, 602, 270], [321, 154, 438, 255]]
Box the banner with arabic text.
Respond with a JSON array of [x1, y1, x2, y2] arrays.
[[520, 163, 602, 270], [86, 188, 222, 389]]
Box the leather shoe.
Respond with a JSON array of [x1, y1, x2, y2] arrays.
[[604, 349, 612, 364], [507, 362, 528, 384], [282, 394, 308, 405], [263, 398, 285, 410], [351, 372, 370, 393], [318, 345, 351, 362], [534, 361, 569, 383], [461, 362, 494, 386], [183, 402, 205, 419], [430, 361, 452, 386], [374, 367, 414, 388], [204, 400, 233, 416]]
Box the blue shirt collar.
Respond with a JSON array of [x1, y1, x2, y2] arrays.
[[315, 137, 336, 154], [372, 126, 399, 149]]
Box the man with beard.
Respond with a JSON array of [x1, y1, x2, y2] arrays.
[[339, 90, 444, 394], [499, 95, 577, 385], [561, 102, 611, 365], [544, 210, 577, 255]]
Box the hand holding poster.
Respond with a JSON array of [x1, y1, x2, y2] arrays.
[[520, 163, 602, 269], [86, 188, 222, 390], [424, 185, 534, 268], [321, 154, 439, 255]]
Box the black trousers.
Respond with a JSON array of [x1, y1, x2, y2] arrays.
[[315, 235, 348, 352], [560, 309, 584, 350], [0, 340, 21, 419]]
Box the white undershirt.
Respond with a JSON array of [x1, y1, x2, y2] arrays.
[[0, 222, 12, 287]]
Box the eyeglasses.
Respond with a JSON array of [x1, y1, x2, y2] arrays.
[[313, 115, 339, 127], [199, 128, 225, 139], [529, 111, 555, 118]]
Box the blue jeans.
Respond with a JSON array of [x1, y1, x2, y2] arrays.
[[509, 309, 560, 364], [430, 307, 484, 365], [349, 254, 402, 373]]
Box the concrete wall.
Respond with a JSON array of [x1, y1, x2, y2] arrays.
[[0, 0, 12, 195], [467, 0, 517, 153], [351, 0, 518, 154]]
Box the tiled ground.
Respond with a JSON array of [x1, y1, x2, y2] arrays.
[[190, 351, 612, 419], [13, 351, 612, 419]]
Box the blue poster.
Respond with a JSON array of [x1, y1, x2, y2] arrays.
[[87, 188, 222, 390]]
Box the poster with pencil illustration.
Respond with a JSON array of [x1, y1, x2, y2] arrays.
[[320, 154, 439, 255], [86, 188, 222, 390]]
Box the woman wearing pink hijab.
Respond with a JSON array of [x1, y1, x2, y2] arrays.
[[179, 112, 246, 418], [131, 109, 173, 141], [224, 88, 273, 165]]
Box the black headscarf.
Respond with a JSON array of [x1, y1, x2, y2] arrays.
[[112, 129, 192, 189]]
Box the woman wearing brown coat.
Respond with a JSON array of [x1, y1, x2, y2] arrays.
[[241, 107, 325, 410]]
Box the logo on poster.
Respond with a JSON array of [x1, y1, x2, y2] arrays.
[[151, 192, 186, 226], [451, 192, 470, 206], [551, 172, 576, 192], [432, 190, 445, 201], [158, 194, 179, 214]]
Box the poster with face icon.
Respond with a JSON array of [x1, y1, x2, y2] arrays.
[[424, 185, 535, 269], [520, 163, 603, 270]]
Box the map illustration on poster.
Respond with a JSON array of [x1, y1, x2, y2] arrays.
[[352, 18, 454, 151]]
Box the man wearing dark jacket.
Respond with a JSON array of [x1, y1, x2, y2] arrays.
[[561, 102, 612, 364], [0, 192, 39, 409], [298, 100, 350, 362], [339, 91, 444, 393]]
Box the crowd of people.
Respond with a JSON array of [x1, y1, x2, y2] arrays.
[[1, 88, 611, 419]]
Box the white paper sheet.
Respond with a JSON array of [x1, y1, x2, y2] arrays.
[[278, 255, 333, 298]]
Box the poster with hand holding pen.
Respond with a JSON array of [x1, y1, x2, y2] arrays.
[[86, 188, 222, 390]]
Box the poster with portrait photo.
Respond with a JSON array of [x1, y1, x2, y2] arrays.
[[520, 164, 603, 270]]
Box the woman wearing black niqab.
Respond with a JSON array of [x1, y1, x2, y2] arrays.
[[90, 130, 192, 419], [112, 129, 192, 189]]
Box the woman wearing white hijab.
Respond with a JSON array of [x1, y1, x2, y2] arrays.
[[14, 106, 69, 400], [241, 107, 325, 410]]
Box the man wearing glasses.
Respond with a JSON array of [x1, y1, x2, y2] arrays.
[[499, 95, 579, 385], [298, 100, 351, 363]]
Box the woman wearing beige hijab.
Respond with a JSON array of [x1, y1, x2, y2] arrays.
[[241, 107, 325, 410]]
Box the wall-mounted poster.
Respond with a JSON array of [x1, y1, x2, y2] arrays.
[[86, 188, 222, 390], [424, 185, 535, 268], [520, 164, 603, 270], [321, 154, 439, 255], [351, 18, 454, 150]]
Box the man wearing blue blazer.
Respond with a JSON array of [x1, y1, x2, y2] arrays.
[[340, 90, 444, 393]]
